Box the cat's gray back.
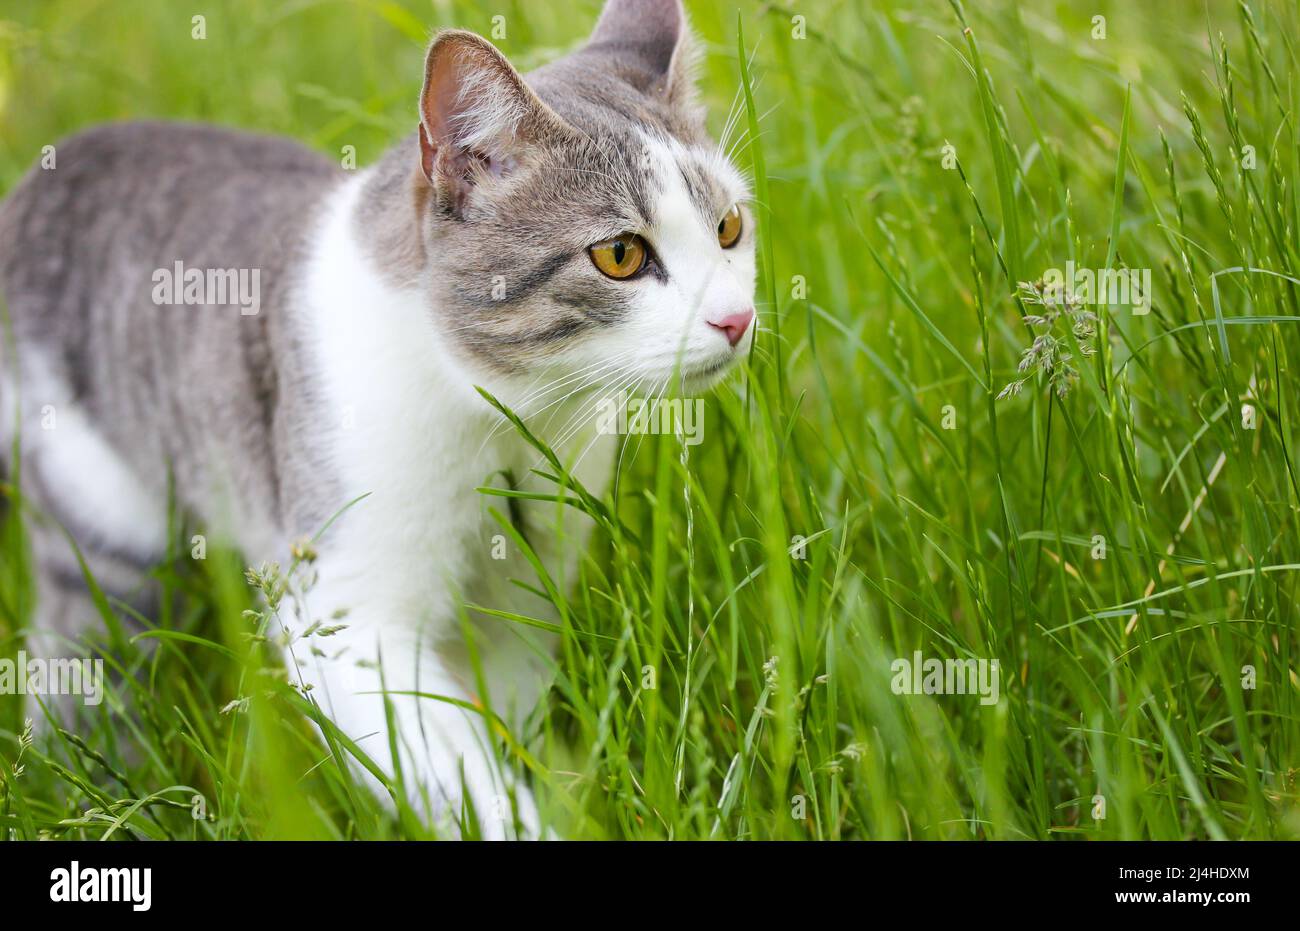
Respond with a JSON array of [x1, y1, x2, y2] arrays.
[[0, 120, 343, 544]]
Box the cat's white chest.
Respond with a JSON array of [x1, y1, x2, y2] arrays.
[[297, 173, 615, 641], [299, 176, 515, 625]]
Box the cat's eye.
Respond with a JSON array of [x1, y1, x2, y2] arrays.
[[589, 234, 648, 279], [717, 205, 743, 249]]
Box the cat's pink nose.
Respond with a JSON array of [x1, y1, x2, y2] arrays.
[[708, 308, 755, 347]]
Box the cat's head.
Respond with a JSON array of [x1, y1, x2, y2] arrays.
[[411, 0, 756, 404]]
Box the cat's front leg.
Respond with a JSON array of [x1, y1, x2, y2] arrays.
[[290, 602, 542, 839]]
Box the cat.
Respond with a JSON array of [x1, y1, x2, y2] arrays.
[[0, 0, 756, 838]]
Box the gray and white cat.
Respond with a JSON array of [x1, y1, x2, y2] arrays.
[[0, 0, 755, 837]]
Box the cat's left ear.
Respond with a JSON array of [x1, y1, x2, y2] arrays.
[[589, 0, 699, 108], [417, 29, 566, 214]]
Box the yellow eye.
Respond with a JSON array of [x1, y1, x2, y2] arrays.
[[717, 205, 743, 248], [589, 234, 648, 279]]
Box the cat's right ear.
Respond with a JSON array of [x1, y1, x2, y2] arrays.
[[418, 30, 558, 214], [588, 0, 697, 108]]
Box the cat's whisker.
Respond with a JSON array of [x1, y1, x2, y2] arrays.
[[716, 59, 762, 157], [726, 133, 777, 169], [525, 383, 623, 478], [726, 123, 778, 164], [476, 355, 634, 454], [516, 355, 629, 413], [715, 75, 749, 156], [720, 89, 775, 168], [523, 352, 642, 414], [568, 374, 647, 477], [545, 367, 644, 456], [545, 374, 632, 450], [723, 126, 756, 166], [484, 352, 640, 457], [509, 351, 636, 415], [529, 364, 635, 434], [620, 370, 674, 475]]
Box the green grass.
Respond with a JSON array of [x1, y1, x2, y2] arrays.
[[2, 0, 1300, 840]]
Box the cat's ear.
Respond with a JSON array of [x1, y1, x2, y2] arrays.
[[588, 0, 698, 106], [418, 30, 560, 212]]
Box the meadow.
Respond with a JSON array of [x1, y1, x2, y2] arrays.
[[1, 0, 1298, 840]]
